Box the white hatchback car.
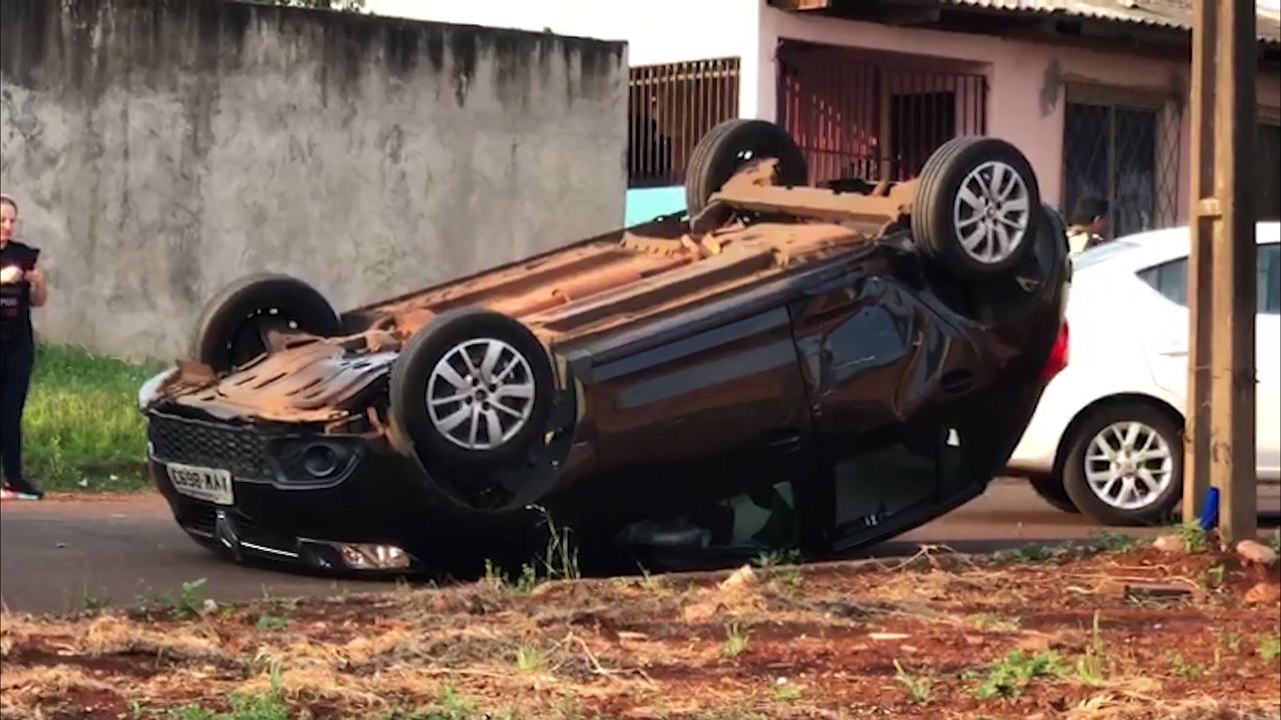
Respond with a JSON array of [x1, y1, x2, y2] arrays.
[[1006, 221, 1281, 526]]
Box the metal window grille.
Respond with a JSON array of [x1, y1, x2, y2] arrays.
[[777, 43, 988, 185], [1061, 83, 1183, 239], [628, 58, 740, 188]]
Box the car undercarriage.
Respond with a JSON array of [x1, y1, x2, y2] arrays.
[[138, 120, 1071, 578]]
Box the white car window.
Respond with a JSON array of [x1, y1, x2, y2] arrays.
[[1137, 257, 1189, 306], [1260, 242, 1280, 315], [1073, 240, 1140, 269], [1136, 242, 1280, 314]]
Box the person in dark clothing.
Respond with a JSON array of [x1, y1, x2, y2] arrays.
[[1, 193, 48, 499], [1067, 196, 1111, 254]]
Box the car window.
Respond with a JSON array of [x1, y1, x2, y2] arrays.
[[1260, 242, 1280, 315], [1137, 242, 1281, 314], [1137, 257, 1189, 307], [1073, 240, 1141, 269]]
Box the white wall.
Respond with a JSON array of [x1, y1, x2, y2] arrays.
[[368, 0, 767, 114]]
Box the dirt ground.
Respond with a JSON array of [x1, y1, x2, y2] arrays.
[[2, 534, 1279, 720]]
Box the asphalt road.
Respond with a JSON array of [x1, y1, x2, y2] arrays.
[[2, 479, 1277, 614]]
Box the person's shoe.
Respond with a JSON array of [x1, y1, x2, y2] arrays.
[[3, 478, 44, 500]]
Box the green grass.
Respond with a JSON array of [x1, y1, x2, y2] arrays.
[[22, 343, 165, 493]]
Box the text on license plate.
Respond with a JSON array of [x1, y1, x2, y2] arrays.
[[166, 463, 235, 505]]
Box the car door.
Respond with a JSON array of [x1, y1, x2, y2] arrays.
[[586, 305, 814, 471], [1138, 239, 1281, 478], [1134, 252, 1191, 400]]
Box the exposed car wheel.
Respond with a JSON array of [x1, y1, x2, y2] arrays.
[[684, 119, 809, 217], [913, 136, 1041, 281], [191, 273, 342, 374], [389, 307, 555, 470], [1028, 475, 1081, 514], [1061, 404, 1183, 526]]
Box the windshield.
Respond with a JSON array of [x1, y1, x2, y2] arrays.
[[1072, 240, 1141, 270]]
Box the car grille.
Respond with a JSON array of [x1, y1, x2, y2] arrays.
[[147, 412, 273, 480], [177, 501, 263, 539], [183, 503, 217, 536]]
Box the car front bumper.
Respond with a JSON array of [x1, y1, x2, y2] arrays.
[[145, 408, 448, 575]]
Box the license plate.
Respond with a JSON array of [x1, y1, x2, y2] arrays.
[[166, 463, 235, 506]]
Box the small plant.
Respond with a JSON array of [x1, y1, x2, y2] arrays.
[[529, 504, 580, 582], [1175, 521, 1209, 553], [259, 591, 299, 614], [1166, 652, 1207, 679], [971, 613, 1022, 633], [753, 548, 804, 589], [703, 712, 769, 720], [1075, 611, 1113, 685], [996, 543, 1062, 564], [391, 682, 479, 720], [771, 679, 803, 702], [256, 614, 290, 631], [73, 590, 111, 613], [1218, 628, 1243, 654], [1201, 563, 1227, 589], [515, 644, 548, 673], [753, 548, 802, 568], [158, 706, 216, 720], [513, 564, 540, 594], [893, 659, 934, 705], [1269, 531, 1281, 554], [972, 649, 1066, 699], [158, 664, 289, 719], [723, 622, 751, 658], [1095, 531, 1137, 552], [1260, 633, 1281, 663], [162, 578, 208, 619], [635, 562, 662, 590], [482, 559, 540, 595]]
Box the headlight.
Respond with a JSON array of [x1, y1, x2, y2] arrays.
[[137, 368, 179, 412]]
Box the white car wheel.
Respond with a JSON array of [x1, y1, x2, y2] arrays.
[[1062, 404, 1183, 527], [1082, 420, 1175, 511]]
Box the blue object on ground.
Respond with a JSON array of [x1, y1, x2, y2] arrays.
[[1199, 486, 1220, 530]]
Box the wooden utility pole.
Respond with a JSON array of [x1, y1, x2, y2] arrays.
[[1183, 0, 1258, 545]]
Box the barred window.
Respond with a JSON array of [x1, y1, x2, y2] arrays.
[[628, 58, 740, 188], [777, 41, 988, 185]]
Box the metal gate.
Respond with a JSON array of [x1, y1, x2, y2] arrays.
[[776, 41, 988, 185], [628, 58, 741, 188]]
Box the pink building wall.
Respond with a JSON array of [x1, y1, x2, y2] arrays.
[[757, 6, 1281, 224]]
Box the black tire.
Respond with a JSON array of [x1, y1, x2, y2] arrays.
[[1061, 403, 1184, 527], [684, 119, 809, 217], [1028, 475, 1081, 514], [388, 307, 555, 470], [913, 136, 1041, 281], [191, 273, 342, 374]]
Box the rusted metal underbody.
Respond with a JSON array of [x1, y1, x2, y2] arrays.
[[156, 162, 922, 425]]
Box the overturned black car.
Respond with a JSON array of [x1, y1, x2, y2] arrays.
[[138, 120, 1070, 577]]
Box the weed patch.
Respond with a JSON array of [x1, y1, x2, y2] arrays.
[[969, 649, 1066, 699], [24, 343, 163, 492]]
